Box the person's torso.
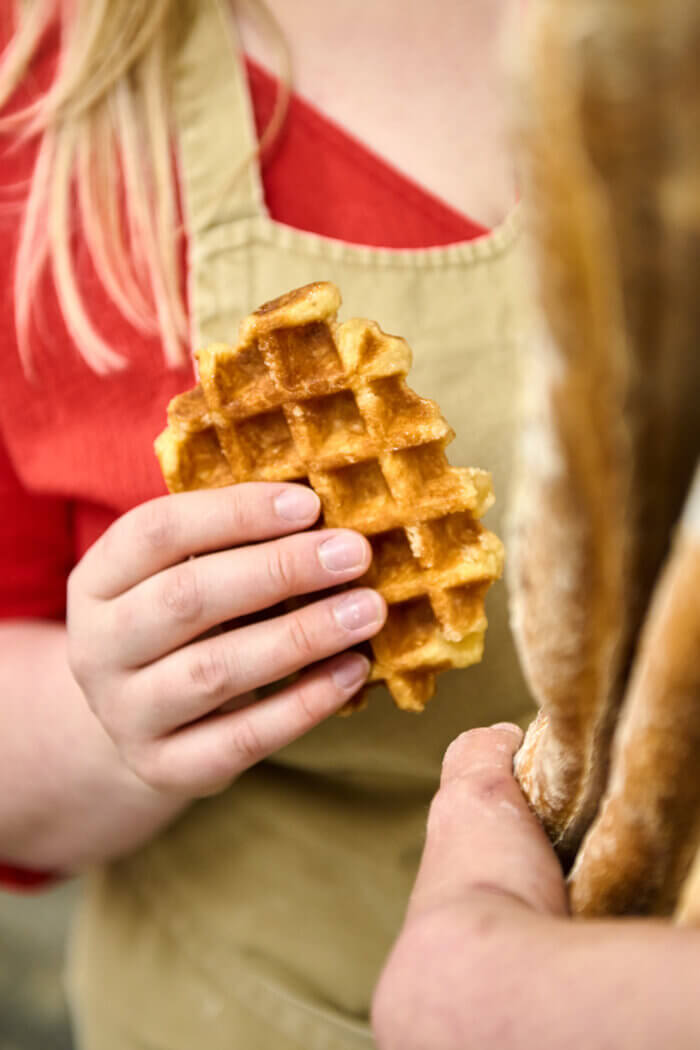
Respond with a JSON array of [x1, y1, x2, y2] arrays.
[[0, 5, 533, 1047]]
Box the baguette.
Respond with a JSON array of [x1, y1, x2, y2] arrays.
[[509, 0, 700, 863], [569, 465, 700, 916]]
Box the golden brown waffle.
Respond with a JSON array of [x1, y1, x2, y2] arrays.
[[156, 282, 503, 711]]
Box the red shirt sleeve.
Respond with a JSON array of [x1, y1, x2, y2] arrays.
[[0, 863, 56, 891], [0, 429, 73, 621]]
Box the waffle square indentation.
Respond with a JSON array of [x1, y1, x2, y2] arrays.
[[231, 410, 304, 480], [429, 582, 490, 641], [357, 376, 449, 450], [287, 391, 375, 467], [206, 342, 278, 418], [335, 320, 412, 377], [373, 596, 445, 669], [408, 511, 483, 570], [262, 322, 345, 394], [314, 460, 401, 532], [177, 426, 235, 490], [365, 529, 424, 602], [381, 441, 452, 506]]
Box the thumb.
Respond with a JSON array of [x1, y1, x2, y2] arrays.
[[409, 724, 568, 919]]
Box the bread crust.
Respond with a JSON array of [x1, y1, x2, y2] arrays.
[[676, 845, 700, 926], [509, 0, 700, 867], [569, 466, 700, 916], [508, 0, 632, 860]]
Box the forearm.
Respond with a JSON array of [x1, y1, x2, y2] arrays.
[[0, 619, 188, 872], [387, 897, 700, 1050]]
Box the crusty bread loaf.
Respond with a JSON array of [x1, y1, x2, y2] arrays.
[[676, 841, 700, 926], [509, 0, 700, 868], [569, 465, 700, 916], [507, 0, 633, 861]]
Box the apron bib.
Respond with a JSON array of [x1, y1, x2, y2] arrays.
[[68, 6, 533, 1048]]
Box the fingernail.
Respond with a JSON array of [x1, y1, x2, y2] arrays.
[[332, 653, 370, 691], [274, 487, 320, 522], [333, 590, 384, 632], [318, 533, 368, 573], [492, 722, 523, 737]]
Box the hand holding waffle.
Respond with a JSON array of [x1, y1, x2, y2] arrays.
[[156, 282, 503, 712], [67, 482, 388, 797]]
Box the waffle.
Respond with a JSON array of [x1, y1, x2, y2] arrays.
[[155, 282, 503, 711]]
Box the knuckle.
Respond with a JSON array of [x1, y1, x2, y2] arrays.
[[223, 485, 250, 535], [229, 716, 266, 769], [125, 740, 169, 792], [265, 541, 297, 594], [110, 593, 136, 642], [294, 675, 324, 724], [138, 499, 176, 555], [466, 769, 514, 804], [86, 686, 129, 749], [428, 769, 513, 834], [188, 644, 235, 700], [90, 679, 130, 742], [159, 564, 204, 625], [220, 483, 268, 542], [286, 612, 318, 664]]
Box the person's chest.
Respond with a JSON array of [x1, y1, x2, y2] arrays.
[[238, 0, 517, 229], [0, 25, 504, 549]]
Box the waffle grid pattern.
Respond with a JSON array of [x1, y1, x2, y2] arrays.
[[156, 283, 503, 710]]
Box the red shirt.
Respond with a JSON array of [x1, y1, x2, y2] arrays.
[[0, 39, 487, 889]]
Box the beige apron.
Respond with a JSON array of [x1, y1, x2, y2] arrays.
[[66, 6, 533, 1048]]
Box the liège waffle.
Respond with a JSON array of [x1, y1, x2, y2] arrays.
[[155, 282, 503, 711]]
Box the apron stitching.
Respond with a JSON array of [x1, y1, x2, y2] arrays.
[[188, 210, 522, 271]]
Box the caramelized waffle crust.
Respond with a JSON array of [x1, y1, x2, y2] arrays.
[[156, 282, 503, 711]]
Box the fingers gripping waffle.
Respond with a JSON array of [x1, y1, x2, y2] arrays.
[[156, 282, 504, 711]]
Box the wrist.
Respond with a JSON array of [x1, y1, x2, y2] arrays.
[[0, 619, 192, 872]]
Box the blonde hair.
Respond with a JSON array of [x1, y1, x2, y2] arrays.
[[0, 0, 289, 375]]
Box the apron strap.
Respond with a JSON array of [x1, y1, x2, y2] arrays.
[[172, 0, 268, 237]]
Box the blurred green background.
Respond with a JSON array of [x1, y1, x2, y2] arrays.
[[0, 881, 77, 1050]]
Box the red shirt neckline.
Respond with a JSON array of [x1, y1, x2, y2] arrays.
[[245, 57, 490, 250]]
